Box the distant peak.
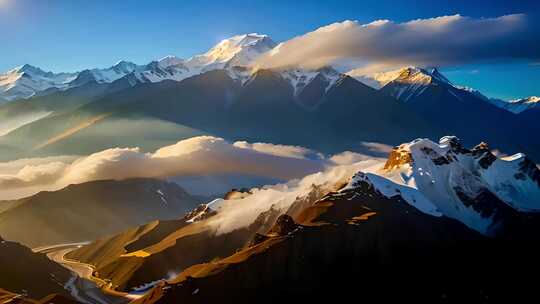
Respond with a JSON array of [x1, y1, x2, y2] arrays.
[[157, 55, 185, 68], [226, 33, 269, 41], [393, 66, 452, 86], [110, 60, 138, 74], [427, 67, 452, 85], [9, 64, 46, 75], [212, 33, 275, 50], [112, 60, 137, 68], [510, 96, 540, 104], [187, 33, 276, 68], [159, 55, 183, 61]]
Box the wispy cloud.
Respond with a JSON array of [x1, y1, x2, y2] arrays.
[[0, 111, 52, 137]]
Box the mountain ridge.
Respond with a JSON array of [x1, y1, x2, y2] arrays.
[[0, 178, 200, 247]]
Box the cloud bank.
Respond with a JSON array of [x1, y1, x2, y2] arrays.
[[0, 136, 363, 200], [206, 157, 384, 235], [256, 14, 540, 73]]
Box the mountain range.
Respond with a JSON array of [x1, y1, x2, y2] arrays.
[[0, 34, 276, 103], [1, 33, 539, 164]]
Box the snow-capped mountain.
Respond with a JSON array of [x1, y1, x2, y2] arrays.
[[347, 68, 405, 89], [488, 96, 540, 114], [350, 66, 511, 106], [280, 66, 342, 97], [69, 60, 140, 86], [121, 33, 278, 86], [0, 34, 273, 102], [348, 66, 452, 90], [0, 33, 352, 104], [151, 34, 347, 95], [0, 61, 142, 102], [186, 33, 277, 69], [373, 67, 454, 102], [0, 64, 77, 102], [350, 66, 540, 115], [354, 136, 540, 236]]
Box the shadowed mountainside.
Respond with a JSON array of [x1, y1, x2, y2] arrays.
[[0, 178, 200, 248], [0, 237, 72, 300]]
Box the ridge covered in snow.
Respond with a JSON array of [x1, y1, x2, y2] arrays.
[[347, 66, 452, 90], [488, 96, 540, 114], [383, 67, 452, 102], [186, 33, 276, 69], [345, 136, 540, 236], [279, 66, 342, 96], [0, 64, 78, 102]]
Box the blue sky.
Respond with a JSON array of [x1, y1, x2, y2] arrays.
[[0, 0, 539, 99]]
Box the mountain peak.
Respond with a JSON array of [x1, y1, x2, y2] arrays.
[[379, 136, 540, 234], [393, 66, 452, 86], [510, 96, 540, 104], [9, 64, 48, 76], [111, 60, 138, 73], [1, 64, 78, 102], [190, 33, 276, 68], [158, 55, 185, 68], [347, 66, 452, 90], [427, 67, 452, 84], [488, 96, 540, 114]]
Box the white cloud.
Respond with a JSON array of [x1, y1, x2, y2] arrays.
[[256, 14, 539, 73], [0, 136, 366, 200], [232, 141, 323, 160]]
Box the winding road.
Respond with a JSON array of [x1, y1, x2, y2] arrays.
[[34, 243, 139, 304]]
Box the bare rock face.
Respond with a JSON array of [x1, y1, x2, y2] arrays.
[[249, 233, 270, 246], [268, 214, 299, 237], [471, 142, 497, 169], [223, 188, 252, 200], [516, 157, 540, 187], [183, 204, 217, 222], [383, 146, 413, 170]]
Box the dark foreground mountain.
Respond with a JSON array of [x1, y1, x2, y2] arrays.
[[0, 288, 79, 304], [0, 178, 200, 248], [0, 236, 72, 300], [131, 173, 540, 303]]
